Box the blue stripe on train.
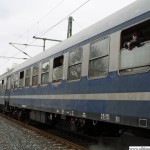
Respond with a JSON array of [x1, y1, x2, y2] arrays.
[[10, 98, 150, 118], [9, 71, 150, 118], [11, 71, 150, 96]]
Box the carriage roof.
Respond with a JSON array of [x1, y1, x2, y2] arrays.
[[11, 0, 150, 74]]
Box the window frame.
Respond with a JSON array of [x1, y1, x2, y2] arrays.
[[1, 79, 6, 90], [25, 68, 31, 87], [119, 19, 150, 76], [67, 47, 83, 82], [88, 36, 110, 80], [0, 80, 1, 92], [14, 73, 18, 89], [32, 65, 39, 86], [19, 71, 24, 88], [52, 55, 64, 82], [41, 61, 50, 84]]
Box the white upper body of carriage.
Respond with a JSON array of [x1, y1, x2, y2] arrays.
[[10, 0, 150, 76]]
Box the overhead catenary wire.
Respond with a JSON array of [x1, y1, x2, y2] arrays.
[[7, 0, 65, 63], [73, 19, 84, 29], [9, 43, 32, 58], [10, 0, 91, 55], [13, 0, 65, 42], [0, 0, 90, 74], [34, 0, 91, 37], [0, 56, 28, 60], [1, 0, 65, 72], [12, 0, 90, 50]]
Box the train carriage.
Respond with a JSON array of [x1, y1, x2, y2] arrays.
[[0, 0, 150, 134]]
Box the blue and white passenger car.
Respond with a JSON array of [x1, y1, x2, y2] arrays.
[[0, 0, 150, 133]]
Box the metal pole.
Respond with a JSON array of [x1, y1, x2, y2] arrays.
[[33, 36, 62, 51], [43, 39, 46, 51], [67, 16, 73, 38]]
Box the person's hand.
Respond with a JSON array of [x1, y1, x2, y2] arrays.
[[127, 42, 132, 50]]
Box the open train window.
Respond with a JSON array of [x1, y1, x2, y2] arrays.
[[88, 36, 109, 79], [41, 61, 49, 84], [119, 19, 150, 75], [19, 71, 24, 87], [2, 79, 5, 90], [32, 65, 39, 86], [67, 48, 82, 81], [25, 68, 31, 87], [52, 55, 64, 82]]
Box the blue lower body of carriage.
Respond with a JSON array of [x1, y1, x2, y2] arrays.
[[10, 98, 150, 118], [9, 71, 150, 118]]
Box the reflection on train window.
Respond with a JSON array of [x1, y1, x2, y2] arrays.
[[67, 48, 82, 81], [41, 61, 49, 84], [14, 73, 18, 89], [25, 68, 31, 87], [119, 19, 150, 75], [53, 56, 63, 82], [32, 66, 39, 86], [0, 80, 1, 91], [19, 71, 24, 87], [11, 74, 14, 89], [88, 37, 109, 79]]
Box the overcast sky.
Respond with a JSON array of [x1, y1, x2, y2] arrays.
[[0, 0, 136, 75]]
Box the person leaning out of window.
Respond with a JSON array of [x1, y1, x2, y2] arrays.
[[124, 31, 145, 50]]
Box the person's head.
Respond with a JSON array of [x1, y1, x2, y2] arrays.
[[132, 32, 139, 40], [132, 31, 143, 40], [60, 57, 63, 64]]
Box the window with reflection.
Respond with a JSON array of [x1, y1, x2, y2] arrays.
[[32, 66, 39, 86], [53, 56, 64, 82], [25, 68, 31, 87], [11, 74, 14, 89], [67, 48, 82, 81], [0, 81, 1, 92], [41, 61, 49, 84], [14, 73, 18, 89], [88, 37, 109, 78]]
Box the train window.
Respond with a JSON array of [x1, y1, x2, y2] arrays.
[[41, 61, 49, 84], [0, 81, 1, 92], [1, 78, 7, 90], [25, 68, 31, 87], [32, 66, 39, 86], [14, 73, 18, 89], [2, 80, 4, 84], [52, 56, 64, 82], [19, 71, 24, 87], [0, 80, 1, 89], [119, 19, 150, 75], [88, 37, 109, 79], [67, 48, 82, 81], [11, 75, 14, 89], [2, 79, 5, 90]]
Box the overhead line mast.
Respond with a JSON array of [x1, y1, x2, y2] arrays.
[[67, 16, 73, 38], [33, 36, 62, 51]]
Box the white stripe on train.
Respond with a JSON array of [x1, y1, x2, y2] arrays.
[[1, 92, 149, 101]]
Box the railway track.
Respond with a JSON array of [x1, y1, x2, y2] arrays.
[[1, 113, 150, 150], [44, 127, 98, 148], [0, 114, 96, 150]]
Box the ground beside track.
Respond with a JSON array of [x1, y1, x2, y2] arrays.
[[0, 116, 68, 150]]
